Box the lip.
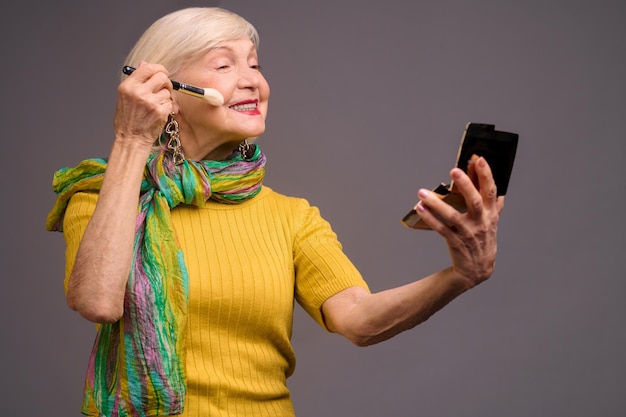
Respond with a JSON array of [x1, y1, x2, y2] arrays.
[[229, 99, 261, 115]]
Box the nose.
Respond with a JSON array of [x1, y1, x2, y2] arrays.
[[237, 67, 262, 90]]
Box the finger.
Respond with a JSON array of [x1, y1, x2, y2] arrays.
[[115, 66, 175, 140], [473, 157, 498, 210], [467, 154, 480, 187], [415, 189, 462, 238], [449, 167, 484, 218], [124, 65, 174, 108], [496, 196, 505, 214], [127, 62, 170, 82], [123, 63, 173, 97], [116, 82, 172, 121]]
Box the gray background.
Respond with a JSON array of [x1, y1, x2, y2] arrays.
[[1, 0, 624, 416]]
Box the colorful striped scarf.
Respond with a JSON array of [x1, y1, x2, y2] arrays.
[[46, 144, 266, 416]]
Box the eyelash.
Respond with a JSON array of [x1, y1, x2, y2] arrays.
[[216, 64, 262, 71]]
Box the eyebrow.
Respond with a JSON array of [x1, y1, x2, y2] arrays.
[[211, 42, 257, 55]]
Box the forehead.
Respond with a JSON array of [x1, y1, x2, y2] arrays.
[[208, 37, 257, 55]]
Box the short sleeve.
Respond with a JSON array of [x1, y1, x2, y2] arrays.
[[293, 203, 370, 330], [62, 192, 98, 294]]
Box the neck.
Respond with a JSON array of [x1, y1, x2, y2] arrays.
[[176, 123, 246, 161], [190, 141, 241, 161]]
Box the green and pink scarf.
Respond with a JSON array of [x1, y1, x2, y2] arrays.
[[46, 144, 266, 416]]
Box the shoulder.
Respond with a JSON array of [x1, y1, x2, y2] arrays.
[[257, 187, 330, 233], [257, 186, 318, 217]]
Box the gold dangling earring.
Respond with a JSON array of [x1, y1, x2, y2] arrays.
[[165, 113, 186, 165]]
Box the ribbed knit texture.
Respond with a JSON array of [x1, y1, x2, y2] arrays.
[[62, 187, 369, 416]]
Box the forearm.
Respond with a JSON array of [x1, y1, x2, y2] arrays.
[[327, 158, 502, 346], [67, 138, 152, 323], [325, 267, 473, 347]]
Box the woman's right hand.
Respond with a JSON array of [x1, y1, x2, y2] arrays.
[[113, 62, 175, 149]]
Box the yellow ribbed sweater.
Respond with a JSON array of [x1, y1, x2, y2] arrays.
[[62, 186, 369, 416]]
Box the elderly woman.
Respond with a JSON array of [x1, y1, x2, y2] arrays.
[[46, 7, 502, 417]]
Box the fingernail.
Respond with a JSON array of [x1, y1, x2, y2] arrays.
[[478, 157, 487, 167], [418, 189, 429, 199], [415, 202, 426, 212]]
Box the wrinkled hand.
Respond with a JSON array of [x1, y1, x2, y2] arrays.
[[416, 156, 504, 287], [113, 62, 175, 148]]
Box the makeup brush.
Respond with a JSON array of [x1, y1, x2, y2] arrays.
[[122, 66, 224, 106]]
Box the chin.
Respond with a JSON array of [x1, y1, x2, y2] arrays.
[[241, 126, 266, 139]]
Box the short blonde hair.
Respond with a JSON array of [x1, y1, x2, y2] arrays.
[[123, 7, 259, 79]]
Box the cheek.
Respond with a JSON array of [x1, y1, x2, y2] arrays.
[[261, 79, 271, 101], [260, 81, 270, 117], [260, 103, 269, 120]]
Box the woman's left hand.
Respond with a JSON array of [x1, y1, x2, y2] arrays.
[[415, 156, 504, 287]]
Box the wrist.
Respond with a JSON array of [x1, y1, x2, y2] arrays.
[[102, 137, 154, 189], [447, 266, 479, 291], [113, 132, 156, 154]]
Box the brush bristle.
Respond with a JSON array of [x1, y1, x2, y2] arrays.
[[203, 89, 225, 106]]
